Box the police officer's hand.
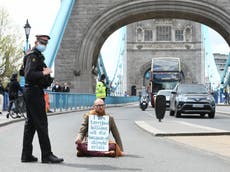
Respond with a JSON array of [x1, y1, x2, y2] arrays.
[[42, 67, 52, 75]]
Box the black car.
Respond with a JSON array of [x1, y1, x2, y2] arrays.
[[169, 83, 216, 118]]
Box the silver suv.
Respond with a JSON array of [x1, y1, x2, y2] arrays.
[[169, 83, 216, 118]]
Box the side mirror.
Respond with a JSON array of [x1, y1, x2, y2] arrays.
[[171, 91, 176, 94]]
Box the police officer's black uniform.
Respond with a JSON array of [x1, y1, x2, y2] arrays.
[[21, 35, 63, 163]]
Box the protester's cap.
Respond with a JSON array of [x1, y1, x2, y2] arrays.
[[36, 35, 50, 45]]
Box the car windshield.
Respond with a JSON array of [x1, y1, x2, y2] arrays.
[[158, 90, 171, 96], [178, 84, 208, 94]]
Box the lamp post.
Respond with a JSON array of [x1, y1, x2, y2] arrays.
[[24, 19, 31, 53], [20, 19, 31, 87]]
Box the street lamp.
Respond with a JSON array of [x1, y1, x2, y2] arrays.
[[20, 19, 31, 87], [24, 19, 31, 53]]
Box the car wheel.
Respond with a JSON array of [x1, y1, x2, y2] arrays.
[[175, 111, 181, 118], [169, 110, 174, 116], [208, 111, 215, 118]]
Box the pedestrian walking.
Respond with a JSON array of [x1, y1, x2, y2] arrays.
[[21, 35, 63, 163], [0, 79, 5, 114], [75, 98, 124, 157], [6, 73, 23, 118]]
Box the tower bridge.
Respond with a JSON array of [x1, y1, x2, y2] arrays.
[[46, 0, 230, 93]]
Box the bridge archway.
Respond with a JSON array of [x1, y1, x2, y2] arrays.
[[74, 0, 230, 93]]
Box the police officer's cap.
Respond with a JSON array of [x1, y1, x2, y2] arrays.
[[36, 35, 50, 45]]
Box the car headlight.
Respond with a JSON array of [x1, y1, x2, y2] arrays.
[[177, 95, 187, 102]]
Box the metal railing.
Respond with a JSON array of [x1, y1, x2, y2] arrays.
[[47, 91, 138, 112], [3, 91, 138, 112]]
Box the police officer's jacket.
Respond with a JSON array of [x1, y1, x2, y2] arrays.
[[24, 48, 52, 89]]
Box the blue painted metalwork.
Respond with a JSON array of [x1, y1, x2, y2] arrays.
[[46, 90, 138, 111], [97, 53, 110, 89], [202, 25, 220, 90], [44, 0, 75, 68], [3, 92, 9, 111]]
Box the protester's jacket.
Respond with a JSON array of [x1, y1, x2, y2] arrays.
[[78, 110, 124, 151]]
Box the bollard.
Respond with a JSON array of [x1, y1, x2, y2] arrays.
[[155, 95, 166, 122]]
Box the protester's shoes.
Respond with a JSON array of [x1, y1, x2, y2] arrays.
[[0, 112, 2, 114], [6, 113, 9, 118], [104, 150, 116, 157], [42, 154, 64, 163], [21, 155, 38, 163]]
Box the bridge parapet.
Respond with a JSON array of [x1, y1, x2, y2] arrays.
[[46, 91, 138, 112]]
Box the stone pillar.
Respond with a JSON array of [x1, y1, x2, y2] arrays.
[[71, 72, 96, 94]]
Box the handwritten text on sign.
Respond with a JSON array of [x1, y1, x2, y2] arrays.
[[88, 115, 109, 151]]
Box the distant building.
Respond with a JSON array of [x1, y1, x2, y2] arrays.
[[125, 19, 204, 95]]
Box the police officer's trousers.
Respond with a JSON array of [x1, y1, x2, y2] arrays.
[[22, 86, 52, 158]]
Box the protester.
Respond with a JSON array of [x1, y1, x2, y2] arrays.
[[75, 98, 124, 157], [21, 34, 63, 163]]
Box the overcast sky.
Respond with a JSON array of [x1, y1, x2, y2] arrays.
[[0, 0, 229, 78]]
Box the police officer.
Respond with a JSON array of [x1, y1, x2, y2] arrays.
[[21, 35, 64, 163]]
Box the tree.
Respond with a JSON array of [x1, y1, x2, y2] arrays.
[[0, 8, 24, 85]]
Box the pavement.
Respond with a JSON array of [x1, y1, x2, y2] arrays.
[[135, 104, 230, 159], [135, 104, 230, 137], [1, 104, 230, 158]]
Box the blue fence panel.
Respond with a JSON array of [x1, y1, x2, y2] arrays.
[[45, 90, 138, 111], [2, 90, 138, 112]]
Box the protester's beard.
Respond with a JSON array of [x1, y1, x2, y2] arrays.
[[95, 109, 106, 116]]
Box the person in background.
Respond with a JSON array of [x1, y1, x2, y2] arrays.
[[62, 82, 70, 109], [75, 98, 124, 157], [21, 34, 63, 163], [52, 81, 62, 109], [0, 79, 5, 115], [62, 82, 70, 92], [6, 73, 23, 118], [95, 74, 107, 101]]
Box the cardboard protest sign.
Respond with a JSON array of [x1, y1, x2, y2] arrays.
[[87, 115, 109, 151]]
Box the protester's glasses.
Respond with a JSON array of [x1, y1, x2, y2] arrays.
[[94, 104, 105, 108]]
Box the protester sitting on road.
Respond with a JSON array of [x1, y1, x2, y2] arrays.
[[75, 98, 124, 157]]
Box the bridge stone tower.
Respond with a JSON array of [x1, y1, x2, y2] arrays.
[[55, 0, 230, 93], [126, 19, 203, 95]]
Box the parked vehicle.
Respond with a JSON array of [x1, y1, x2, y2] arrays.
[[156, 89, 172, 110], [169, 83, 216, 118]]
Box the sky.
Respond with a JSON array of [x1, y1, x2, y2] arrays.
[[0, 0, 229, 79], [0, 0, 60, 44]]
